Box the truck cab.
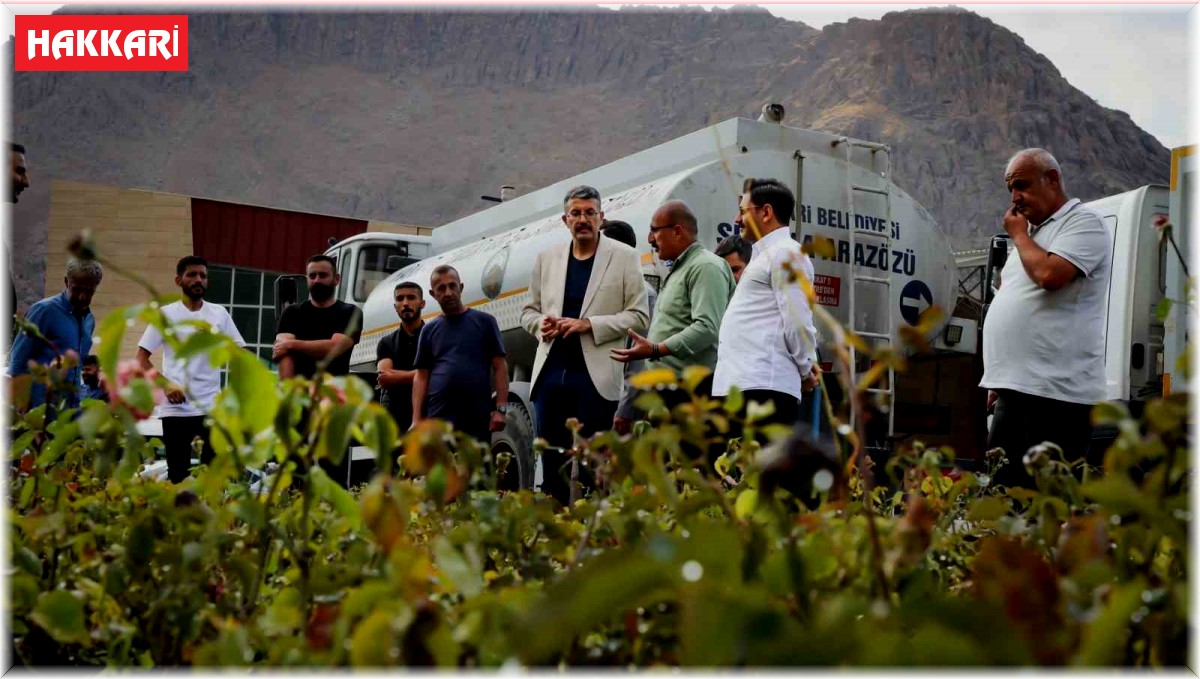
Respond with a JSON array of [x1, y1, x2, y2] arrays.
[[322, 233, 433, 307], [274, 232, 433, 325]]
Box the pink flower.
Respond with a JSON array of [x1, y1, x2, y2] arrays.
[[108, 359, 165, 420]]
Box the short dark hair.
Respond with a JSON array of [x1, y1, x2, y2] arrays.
[[82, 354, 99, 367], [602, 220, 637, 249], [744, 178, 795, 227], [11, 143, 25, 154], [430, 264, 460, 282], [394, 281, 423, 296], [176, 255, 208, 276], [307, 254, 337, 271], [563, 185, 601, 208], [715, 234, 752, 263]]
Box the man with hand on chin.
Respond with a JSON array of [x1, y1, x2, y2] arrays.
[[980, 148, 1111, 488]]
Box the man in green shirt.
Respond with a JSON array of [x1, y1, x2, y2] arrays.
[[611, 200, 734, 395]]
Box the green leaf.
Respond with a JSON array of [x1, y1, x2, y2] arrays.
[[734, 489, 759, 520], [227, 349, 279, 434], [722, 386, 744, 415], [9, 430, 35, 456], [173, 329, 233, 364], [37, 422, 79, 467], [360, 404, 399, 475], [350, 609, 403, 666], [516, 541, 674, 664], [95, 304, 145, 385], [433, 537, 484, 598], [1075, 581, 1145, 666], [308, 467, 363, 531], [1081, 476, 1156, 518], [22, 405, 47, 432], [967, 496, 1011, 521], [13, 546, 42, 578], [30, 590, 89, 645], [259, 587, 303, 636], [233, 497, 267, 530], [1154, 298, 1173, 323], [1090, 401, 1130, 427], [1143, 398, 1187, 436], [316, 404, 361, 466]]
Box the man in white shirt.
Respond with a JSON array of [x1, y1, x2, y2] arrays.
[[137, 256, 246, 483], [980, 149, 1111, 488], [713, 178, 820, 430]]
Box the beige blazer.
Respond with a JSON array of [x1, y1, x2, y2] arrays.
[[520, 237, 650, 401]]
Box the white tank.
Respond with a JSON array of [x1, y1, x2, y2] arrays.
[[350, 117, 956, 375]]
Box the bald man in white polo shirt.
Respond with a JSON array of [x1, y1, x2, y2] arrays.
[[980, 148, 1112, 488]]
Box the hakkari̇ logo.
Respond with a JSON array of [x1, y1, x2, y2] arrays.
[[15, 15, 189, 72]]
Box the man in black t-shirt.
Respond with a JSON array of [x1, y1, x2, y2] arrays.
[[412, 265, 508, 443], [376, 280, 425, 433], [273, 254, 363, 379], [273, 254, 363, 487]]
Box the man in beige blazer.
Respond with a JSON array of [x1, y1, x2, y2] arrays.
[[521, 185, 649, 504]]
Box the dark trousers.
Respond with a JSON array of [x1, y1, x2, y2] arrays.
[[533, 366, 618, 505], [988, 389, 1093, 488], [738, 389, 801, 430], [162, 416, 215, 484]]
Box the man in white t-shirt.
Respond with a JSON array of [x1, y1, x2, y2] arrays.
[[980, 148, 1112, 488], [137, 256, 246, 483]]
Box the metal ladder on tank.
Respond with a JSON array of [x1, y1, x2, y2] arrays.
[[833, 136, 896, 441]]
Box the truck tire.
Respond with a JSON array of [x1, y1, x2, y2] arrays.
[[490, 400, 536, 491]]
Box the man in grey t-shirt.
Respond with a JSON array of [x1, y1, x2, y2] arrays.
[[980, 148, 1112, 488]]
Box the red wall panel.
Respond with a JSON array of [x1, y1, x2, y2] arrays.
[[191, 198, 368, 273]]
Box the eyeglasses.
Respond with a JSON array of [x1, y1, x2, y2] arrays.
[[648, 224, 676, 234], [567, 209, 600, 219]]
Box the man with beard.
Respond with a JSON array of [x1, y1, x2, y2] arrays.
[[412, 265, 508, 444], [138, 256, 246, 483], [274, 254, 363, 487], [521, 188, 648, 503], [9, 143, 29, 204], [375, 281, 426, 433], [6, 143, 29, 327], [80, 355, 108, 403]]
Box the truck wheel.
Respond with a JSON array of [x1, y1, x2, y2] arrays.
[[490, 401, 536, 491]]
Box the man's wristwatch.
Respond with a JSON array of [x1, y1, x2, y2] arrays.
[[650, 342, 660, 362], [494, 404, 509, 415]]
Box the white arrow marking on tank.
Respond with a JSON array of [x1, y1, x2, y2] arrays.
[[901, 294, 930, 315]]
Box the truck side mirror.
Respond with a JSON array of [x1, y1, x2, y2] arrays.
[[386, 255, 406, 272], [274, 275, 306, 318], [983, 235, 1010, 308]]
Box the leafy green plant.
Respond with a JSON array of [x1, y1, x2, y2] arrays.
[[7, 232, 1190, 668]]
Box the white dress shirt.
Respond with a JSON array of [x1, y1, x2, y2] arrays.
[[712, 227, 818, 401]]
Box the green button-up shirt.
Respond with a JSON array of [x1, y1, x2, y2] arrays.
[[648, 242, 735, 374]]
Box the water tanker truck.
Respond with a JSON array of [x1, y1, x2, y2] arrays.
[[300, 112, 980, 488]]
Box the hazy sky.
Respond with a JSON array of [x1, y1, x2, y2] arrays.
[[2, 2, 1192, 148]]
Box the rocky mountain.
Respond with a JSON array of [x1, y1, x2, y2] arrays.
[[8, 6, 1169, 306]]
